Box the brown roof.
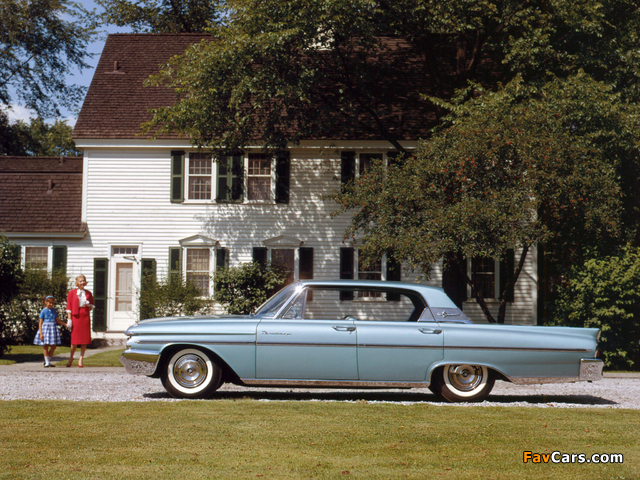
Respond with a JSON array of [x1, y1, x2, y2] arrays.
[[74, 34, 209, 140], [0, 157, 85, 234], [74, 34, 498, 142]]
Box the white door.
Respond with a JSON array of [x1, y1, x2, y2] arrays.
[[108, 250, 139, 331]]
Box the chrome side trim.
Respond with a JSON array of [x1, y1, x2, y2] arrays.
[[448, 346, 592, 353], [507, 376, 581, 385], [358, 344, 442, 350], [120, 351, 160, 376], [241, 379, 429, 388], [133, 340, 590, 353], [257, 342, 354, 348], [136, 340, 255, 346], [579, 358, 604, 381]]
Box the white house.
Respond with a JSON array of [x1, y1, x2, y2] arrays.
[[3, 34, 539, 343]]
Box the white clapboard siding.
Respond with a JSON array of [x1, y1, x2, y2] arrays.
[[63, 144, 538, 335]]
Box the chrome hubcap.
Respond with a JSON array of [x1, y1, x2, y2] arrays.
[[447, 365, 483, 392], [173, 354, 207, 389]]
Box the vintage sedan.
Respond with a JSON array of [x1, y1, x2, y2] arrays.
[[120, 280, 603, 402]]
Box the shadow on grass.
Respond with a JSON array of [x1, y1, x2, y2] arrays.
[[142, 389, 617, 406]]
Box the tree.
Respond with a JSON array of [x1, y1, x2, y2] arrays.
[[1, 0, 98, 117], [138, 0, 640, 323], [548, 246, 640, 370], [0, 115, 81, 156], [213, 262, 287, 314], [96, 0, 223, 33], [142, 0, 640, 151], [335, 74, 640, 323]]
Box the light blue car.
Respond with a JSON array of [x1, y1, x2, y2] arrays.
[[121, 280, 603, 402]]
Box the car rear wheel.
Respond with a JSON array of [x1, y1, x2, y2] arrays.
[[429, 365, 494, 403], [161, 348, 222, 399]]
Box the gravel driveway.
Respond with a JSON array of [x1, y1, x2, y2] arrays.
[[1, 366, 638, 408]]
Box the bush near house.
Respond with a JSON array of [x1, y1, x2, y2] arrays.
[[548, 246, 640, 370], [138, 274, 211, 320], [213, 262, 287, 315], [0, 235, 23, 357], [0, 268, 71, 349]]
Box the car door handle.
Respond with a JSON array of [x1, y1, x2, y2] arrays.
[[419, 328, 442, 334], [333, 326, 356, 332]]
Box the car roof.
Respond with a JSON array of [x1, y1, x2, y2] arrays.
[[295, 280, 457, 309]]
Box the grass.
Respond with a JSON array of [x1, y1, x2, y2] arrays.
[[0, 346, 125, 367], [0, 345, 70, 365], [0, 401, 637, 479], [58, 348, 125, 367]]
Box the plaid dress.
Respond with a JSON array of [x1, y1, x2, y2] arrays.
[[33, 308, 62, 346]]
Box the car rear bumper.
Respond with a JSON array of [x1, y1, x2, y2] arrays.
[[120, 350, 160, 376], [579, 358, 604, 381]]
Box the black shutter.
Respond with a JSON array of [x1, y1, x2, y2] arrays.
[[386, 257, 401, 301], [140, 259, 157, 321], [170, 150, 185, 203], [275, 151, 290, 204], [253, 247, 268, 268], [299, 247, 314, 279], [10, 243, 21, 263], [52, 246, 67, 275], [500, 249, 515, 303], [216, 248, 229, 270], [93, 258, 108, 332], [299, 247, 314, 301], [442, 253, 467, 309], [231, 154, 244, 202], [339, 247, 354, 301], [340, 151, 356, 187], [141, 258, 156, 279], [169, 247, 182, 281]]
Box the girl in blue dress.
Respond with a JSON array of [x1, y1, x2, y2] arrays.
[[34, 295, 68, 367]]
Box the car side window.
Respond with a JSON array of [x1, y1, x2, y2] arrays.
[[299, 287, 425, 322]]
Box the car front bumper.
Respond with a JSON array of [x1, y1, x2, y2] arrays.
[[120, 350, 160, 376]]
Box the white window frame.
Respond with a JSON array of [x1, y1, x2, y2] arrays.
[[268, 247, 299, 284], [466, 257, 501, 302], [355, 152, 385, 178], [183, 152, 276, 204], [178, 235, 222, 297], [184, 247, 213, 296], [21, 245, 52, 270], [355, 249, 387, 301], [185, 152, 213, 201]]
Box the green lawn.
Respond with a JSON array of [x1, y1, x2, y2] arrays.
[[0, 345, 71, 365], [58, 348, 125, 367], [0, 401, 637, 479], [0, 346, 124, 367]]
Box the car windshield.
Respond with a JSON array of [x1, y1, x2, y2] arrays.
[[254, 284, 300, 317]]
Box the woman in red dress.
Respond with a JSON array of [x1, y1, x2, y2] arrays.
[[66, 274, 94, 367]]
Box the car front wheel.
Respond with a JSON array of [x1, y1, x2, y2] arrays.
[[161, 348, 222, 399], [429, 365, 494, 403]]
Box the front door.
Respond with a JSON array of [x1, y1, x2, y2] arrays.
[[108, 247, 139, 332]]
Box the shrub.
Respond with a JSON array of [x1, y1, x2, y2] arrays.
[[138, 275, 212, 320], [0, 268, 71, 348], [213, 262, 288, 315], [548, 246, 640, 370], [0, 236, 23, 357]]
